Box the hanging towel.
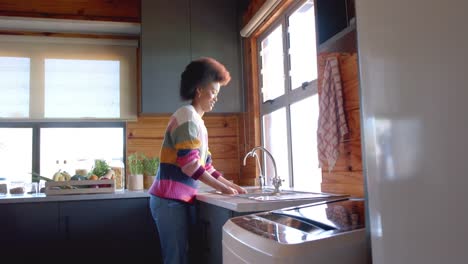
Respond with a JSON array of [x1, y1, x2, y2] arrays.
[[317, 56, 348, 172]]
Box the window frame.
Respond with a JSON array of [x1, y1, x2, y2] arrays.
[[0, 122, 126, 181], [257, 0, 319, 187]]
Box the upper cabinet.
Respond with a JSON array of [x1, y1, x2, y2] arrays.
[[190, 0, 243, 113], [315, 0, 356, 53], [141, 0, 191, 114], [141, 0, 244, 114]]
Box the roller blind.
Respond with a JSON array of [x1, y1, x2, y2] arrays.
[[0, 35, 137, 121]]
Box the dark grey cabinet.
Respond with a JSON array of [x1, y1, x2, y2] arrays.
[[0, 198, 161, 261], [0, 202, 62, 253], [141, 0, 245, 113], [196, 201, 260, 264], [190, 0, 243, 113], [316, 0, 350, 44], [141, 0, 191, 114], [59, 198, 159, 256]]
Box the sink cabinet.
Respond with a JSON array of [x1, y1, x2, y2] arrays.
[[196, 200, 261, 264]]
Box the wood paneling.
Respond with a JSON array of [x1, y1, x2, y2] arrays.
[[318, 53, 364, 197], [321, 182, 364, 198], [126, 114, 242, 184], [320, 139, 362, 172], [322, 171, 363, 184], [239, 37, 262, 184], [0, 0, 140, 22]]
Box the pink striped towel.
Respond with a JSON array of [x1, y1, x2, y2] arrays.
[[317, 56, 348, 172]]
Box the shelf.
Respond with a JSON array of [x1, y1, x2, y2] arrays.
[[318, 23, 357, 53]]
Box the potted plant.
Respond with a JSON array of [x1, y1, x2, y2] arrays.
[[127, 152, 144, 190], [143, 155, 159, 189]]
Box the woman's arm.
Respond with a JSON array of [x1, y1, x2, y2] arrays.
[[199, 171, 238, 195], [203, 149, 245, 194], [217, 176, 247, 194]]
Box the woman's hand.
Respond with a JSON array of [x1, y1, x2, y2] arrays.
[[221, 186, 238, 195], [233, 185, 247, 194]]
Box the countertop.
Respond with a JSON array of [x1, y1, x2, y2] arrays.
[[0, 189, 150, 204], [0, 185, 348, 213], [195, 189, 348, 213]]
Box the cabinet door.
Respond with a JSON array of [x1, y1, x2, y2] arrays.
[[141, 0, 191, 114], [197, 201, 233, 264], [190, 0, 243, 112], [59, 198, 160, 257], [0, 202, 61, 254]]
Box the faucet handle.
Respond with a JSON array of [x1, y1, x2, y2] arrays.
[[271, 176, 284, 192]]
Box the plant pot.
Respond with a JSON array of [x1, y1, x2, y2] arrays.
[[128, 174, 144, 191], [144, 174, 156, 189]]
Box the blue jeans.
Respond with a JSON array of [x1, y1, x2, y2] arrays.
[[149, 195, 198, 264]]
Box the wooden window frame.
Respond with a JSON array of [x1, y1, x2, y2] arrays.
[[246, 0, 319, 187]]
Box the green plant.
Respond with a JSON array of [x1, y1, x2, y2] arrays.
[[128, 152, 144, 175], [143, 155, 160, 176], [91, 159, 111, 177]]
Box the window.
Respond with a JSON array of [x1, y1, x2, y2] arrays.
[[0, 123, 125, 184], [40, 127, 124, 179], [0, 35, 137, 121], [0, 128, 33, 183], [0, 57, 30, 118], [258, 0, 321, 191]]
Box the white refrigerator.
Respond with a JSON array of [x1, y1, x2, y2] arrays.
[[355, 0, 468, 263]]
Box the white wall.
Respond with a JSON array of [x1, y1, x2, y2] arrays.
[[356, 0, 468, 263]]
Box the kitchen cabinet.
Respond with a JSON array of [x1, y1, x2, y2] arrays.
[[190, 0, 243, 113], [141, 0, 244, 114], [0, 198, 161, 260], [59, 198, 160, 257], [141, 0, 191, 114], [316, 0, 352, 45], [196, 200, 260, 264], [316, 0, 357, 53], [0, 202, 62, 254]]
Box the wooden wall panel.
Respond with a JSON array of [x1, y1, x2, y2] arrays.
[[321, 182, 364, 198], [0, 0, 140, 22], [318, 53, 364, 197], [320, 139, 362, 172], [238, 37, 262, 185], [126, 114, 242, 185]]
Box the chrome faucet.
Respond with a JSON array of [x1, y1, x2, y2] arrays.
[[242, 146, 283, 193], [242, 151, 265, 188]]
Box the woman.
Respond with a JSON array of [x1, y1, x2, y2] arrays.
[[148, 57, 247, 264]]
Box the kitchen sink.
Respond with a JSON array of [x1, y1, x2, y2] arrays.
[[208, 186, 343, 201], [235, 191, 335, 201], [244, 187, 295, 195]]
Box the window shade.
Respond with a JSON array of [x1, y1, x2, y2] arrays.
[[0, 57, 30, 118], [0, 35, 137, 121]]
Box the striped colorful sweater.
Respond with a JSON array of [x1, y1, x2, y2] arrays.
[[148, 105, 221, 203]]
